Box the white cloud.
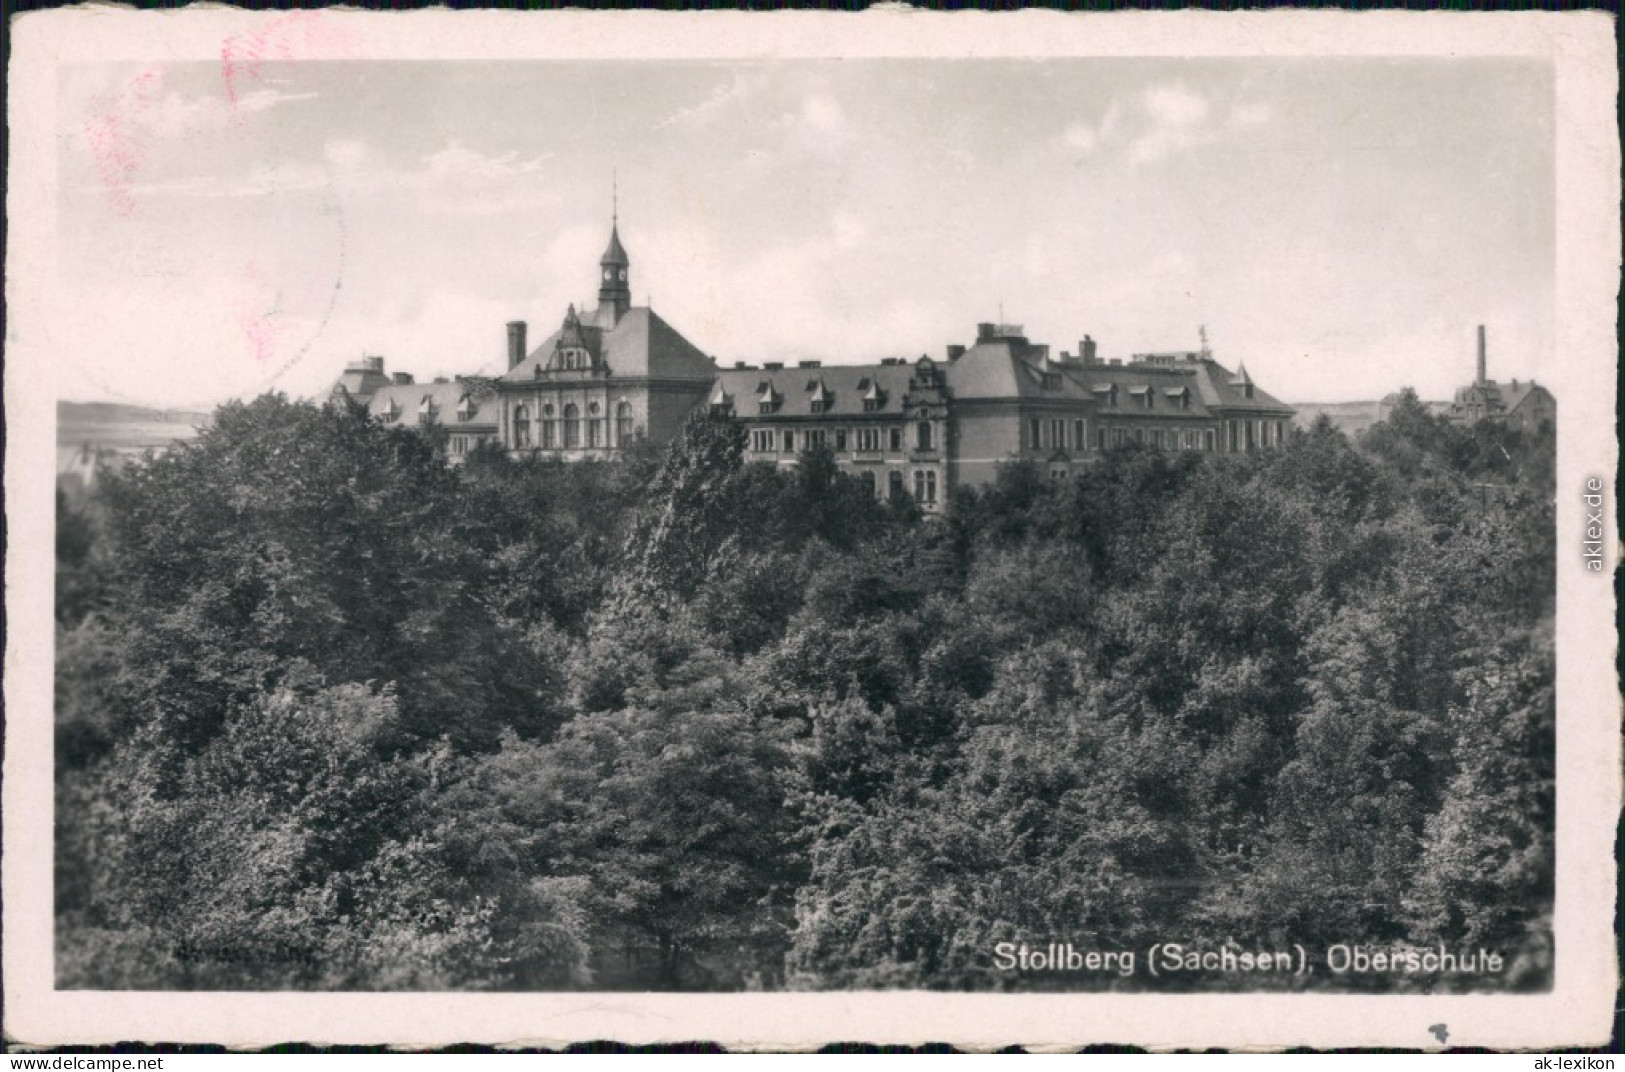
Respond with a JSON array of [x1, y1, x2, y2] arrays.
[[1127, 85, 1271, 165], [1144, 85, 1211, 129], [323, 139, 368, 172], [656, 70, 766, 130], [1230, 102, 1273, 129], [424, 143, 550, 183], [1062, 122, 1099, 153]]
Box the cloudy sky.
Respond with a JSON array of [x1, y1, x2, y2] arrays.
[[57, 57, 1553, 407]]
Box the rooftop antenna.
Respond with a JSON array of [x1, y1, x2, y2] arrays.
[[612, 169, 618, 226], [1198, 324, 1212, 359]]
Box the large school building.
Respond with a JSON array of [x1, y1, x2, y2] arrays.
[[331, 215, 1295, 509]]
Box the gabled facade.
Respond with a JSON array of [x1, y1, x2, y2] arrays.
[[494, 220, 718, 458]]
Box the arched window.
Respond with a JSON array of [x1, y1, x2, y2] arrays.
[[587, 402, 603, 448], [513, 404, 531, 448], [916, 421, 933, 452], [616, 401, 634, 443], [541, 403, 556, 449], [860, 470, 877, 497], [887, 470, 904, 502], [564, 403, 581, 448]]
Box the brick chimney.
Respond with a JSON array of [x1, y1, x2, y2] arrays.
[[507, 320, 528, 369], [1477, 324, 1487, 385], [1081, 336, 1098, 365]]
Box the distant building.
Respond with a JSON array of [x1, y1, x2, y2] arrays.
[[1446, 324, 1556, 432], [330, 210, 1296, 501]]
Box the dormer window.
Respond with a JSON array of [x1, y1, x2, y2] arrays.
[[1164, 386, 1192, 411], [456, 394, 477, 422], [808, 379, 833, 414], [757, 380, 781, 414], [1092, 384, 1118, 408], [1042, 371, 1063, 391], [861, 378, 886, 412], [1127, 386, 1153, 410], [417, 395, 435, 423], [382, 398, 400, 422]]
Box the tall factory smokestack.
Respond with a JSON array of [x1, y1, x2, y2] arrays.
[[1477, 324, 1487, 385], [507, 321, 528, 369]]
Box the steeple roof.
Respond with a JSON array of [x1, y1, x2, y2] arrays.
[[601, 221, 629, 267]]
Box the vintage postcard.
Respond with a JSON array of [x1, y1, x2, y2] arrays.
[[5, 7, 1618, 1051]]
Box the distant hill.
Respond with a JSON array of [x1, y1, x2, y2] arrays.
[[58, 401, 211, 475], [1290, 401, 1385, 438]]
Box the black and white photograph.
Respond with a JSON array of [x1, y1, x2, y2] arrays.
[[6, 8, 1618, 1051]]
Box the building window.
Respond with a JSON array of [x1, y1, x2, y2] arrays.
[[1074, 418, 1087, 450], [811, 401, 828, 415], [889, 428, 902, 452], [860, 470, 876, 496], [1098, 427, 1108, 451], [1050, 419, 1065, 451], [617, 401, 634, 443], [514, 404, 531, 448], [807, 429, 826, 450], [1205, 429, 1216, 452], [888, 470, 904, 502], [782, 429, 795, 453], [913, 469, 938, 504], [1245, 421, 1256, 450], [752, 429, 774, 452], [835, 429, 847, 452], [586, 402, 602, 448], [917, 421, 934, 452], [1042, 372, 1062, 390], [564, 403, 581, 448], [863, 399, 881, 412], [1275, 420, 1284, 446], [1050, 467, 1067, 482], [1029, 418, 1041, 450]]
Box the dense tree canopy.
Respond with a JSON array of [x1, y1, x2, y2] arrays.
[[57, 394, 1554, 991]]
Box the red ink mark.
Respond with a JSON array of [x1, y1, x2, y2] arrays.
[[221, 13, 357, 107], [82, 66, 163, 217], [233, 262, 284, 365]]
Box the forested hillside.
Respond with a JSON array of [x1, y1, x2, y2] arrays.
[[55, 389, 1555, 992]]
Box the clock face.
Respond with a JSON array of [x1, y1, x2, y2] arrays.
[[603, 269, 613, 281], [618, 268, 627, 282]]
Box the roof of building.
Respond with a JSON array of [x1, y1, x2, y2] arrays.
[[1451, 378, 1554, 415], [943, 330, 1293, 415], [601, 222, 629, 267], [944, 336, 1091, 401], [330, 361, 392, 402], [366, 378, 499, 429], [503, 305, 716, 383], [713, 361, 919, 418]]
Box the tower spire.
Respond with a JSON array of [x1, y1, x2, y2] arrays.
[[598, 181, 631, 323]]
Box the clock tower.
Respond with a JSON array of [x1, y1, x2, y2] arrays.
[[597, 212, 631, 325]]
